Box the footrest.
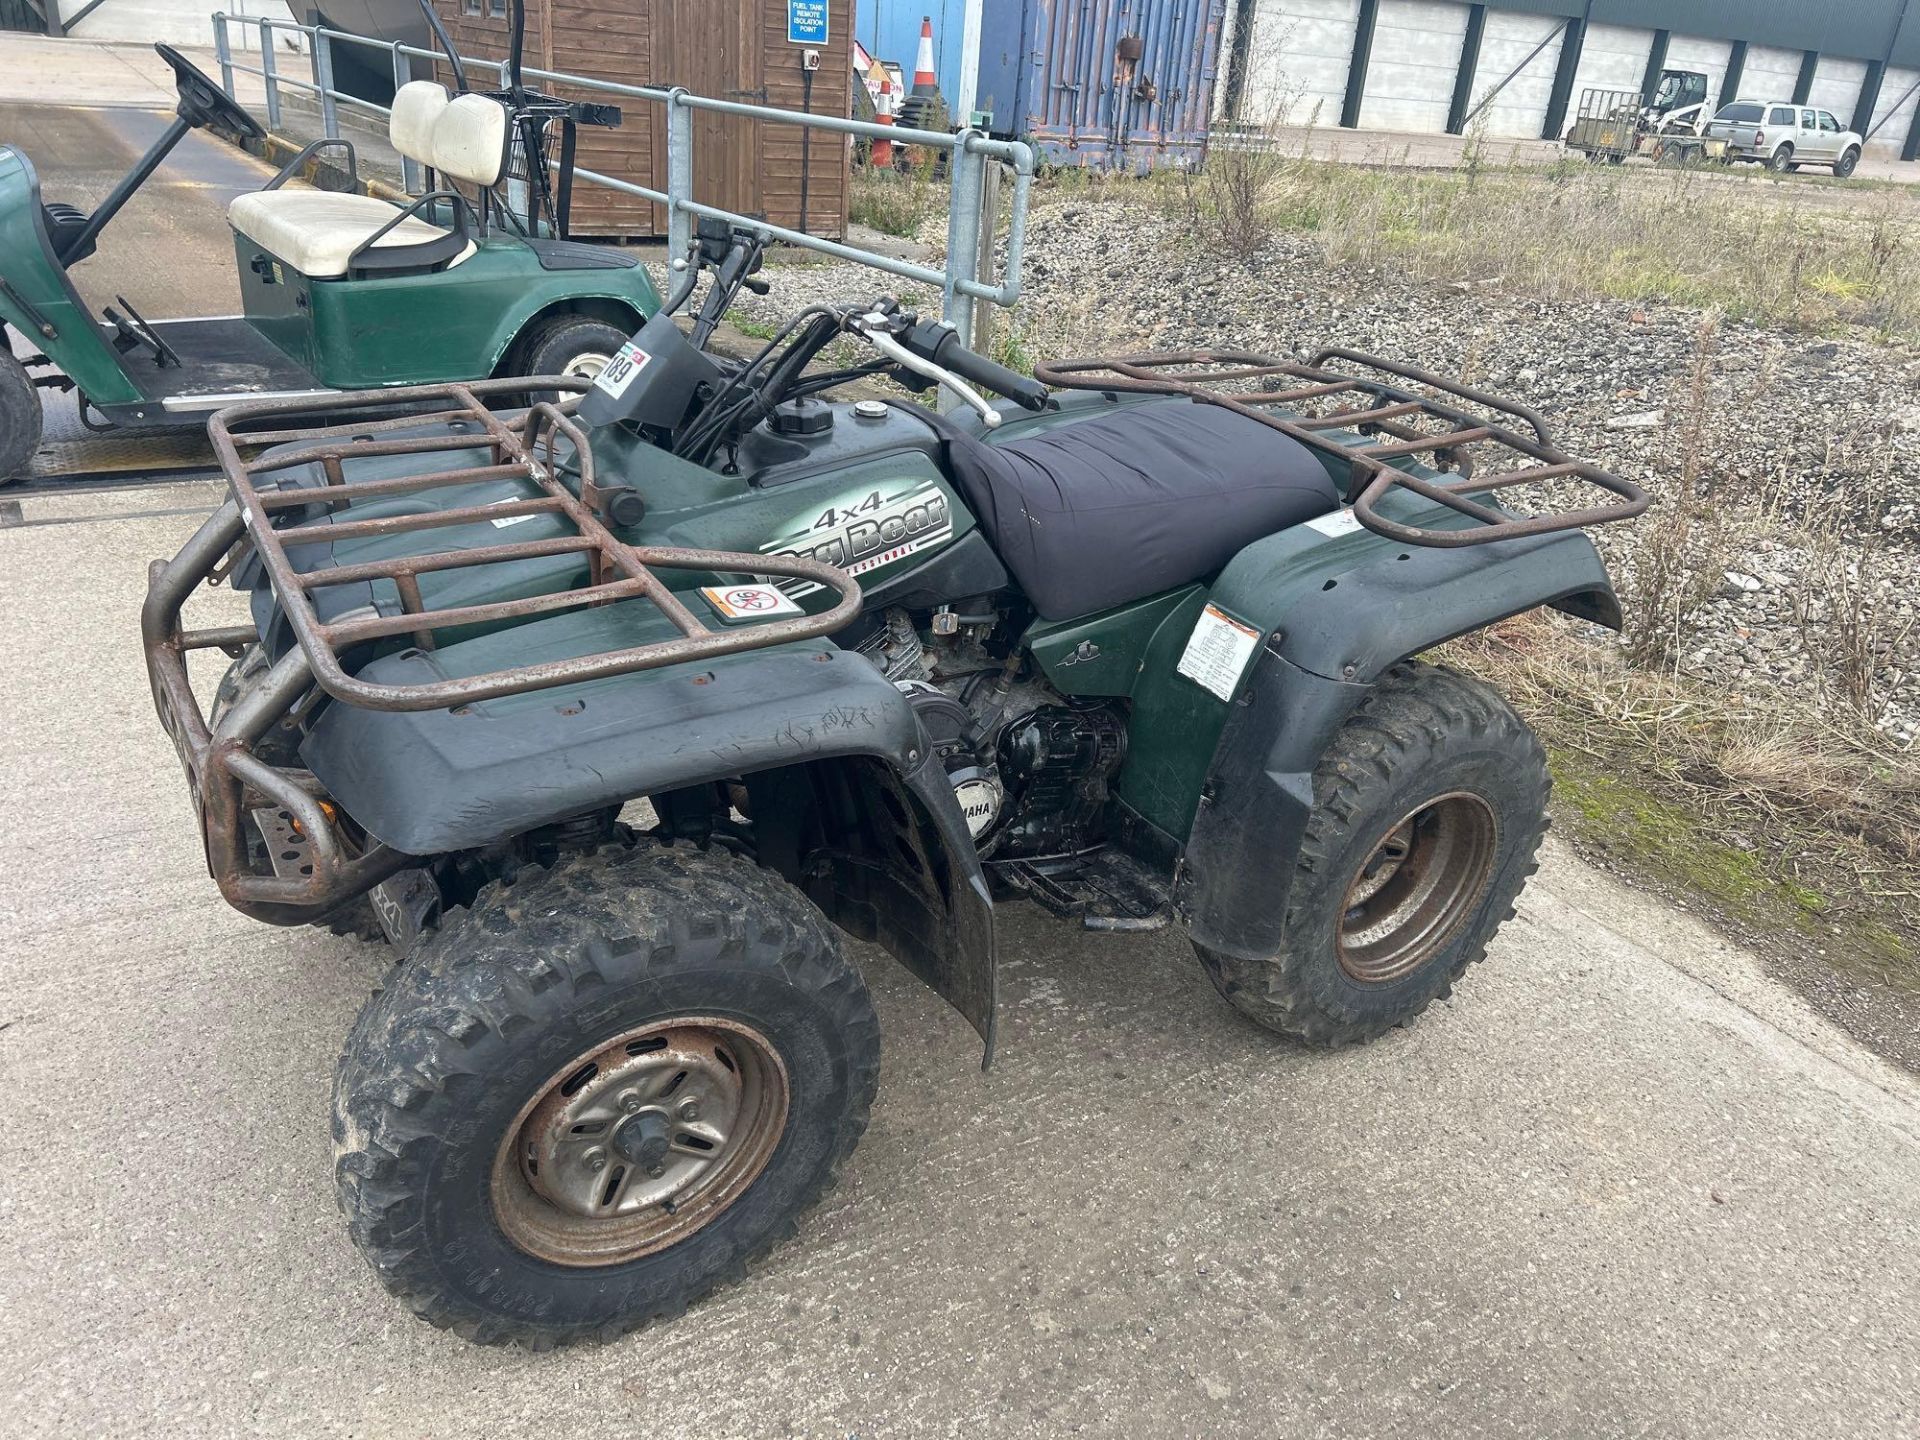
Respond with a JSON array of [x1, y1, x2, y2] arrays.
[[995, 850, 1171, 932]]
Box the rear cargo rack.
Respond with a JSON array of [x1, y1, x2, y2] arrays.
[[1032, 348, 1649, 547], [203, 378, 863, 712]]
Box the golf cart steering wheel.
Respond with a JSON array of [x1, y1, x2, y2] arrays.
[[155, 42, 265, 141]]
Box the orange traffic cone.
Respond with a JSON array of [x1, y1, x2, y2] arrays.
[[910, 16, 938, 102], [898, 14, 947, 134], [871, 69, 895, 168]]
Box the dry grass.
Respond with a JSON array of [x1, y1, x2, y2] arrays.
[[848, 153, 945, 238], [1145, 147, 1920, 342], [1448, 614, 1920, 985]]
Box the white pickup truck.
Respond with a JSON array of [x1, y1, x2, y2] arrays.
[[1706, 101, 1864, 176]]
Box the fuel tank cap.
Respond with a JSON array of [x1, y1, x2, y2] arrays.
[[852, 399, 890, 421], [770, 398, 833, 436]]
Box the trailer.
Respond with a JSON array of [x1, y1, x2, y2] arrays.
[[1565, 87, 1728, 166]]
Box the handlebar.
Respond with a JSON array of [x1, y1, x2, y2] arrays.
[[898, 320, 1051, 413]]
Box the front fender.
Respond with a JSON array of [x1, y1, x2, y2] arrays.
[[1175, 509, 1619, 963], [301, 628, 997, 1052]]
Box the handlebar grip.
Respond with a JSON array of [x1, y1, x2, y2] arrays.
[[905, 321, 1051, 412]]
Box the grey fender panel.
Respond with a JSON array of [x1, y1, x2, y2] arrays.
[[304, 641, 924, 854], [1178, 518, 1619, 961], [1209, 519, 1619, 687], [302, 635, 998, 1050], [1174, 652, 1366, 962]]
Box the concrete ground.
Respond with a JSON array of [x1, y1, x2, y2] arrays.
[[2, 481, 1919, 1439]]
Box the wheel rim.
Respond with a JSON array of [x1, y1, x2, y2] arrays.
[[1338, 792, 1499, 986], [561, 351, 611, 382], [490, 1016, 789, 1268]]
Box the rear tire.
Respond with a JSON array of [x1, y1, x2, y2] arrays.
[[1835, 146, 1860, 178], [0, 346, 42, 484], [1193, 661, 1549, 1047], [331, 841, 879, 1348], [1768, 145, 1795, 172]]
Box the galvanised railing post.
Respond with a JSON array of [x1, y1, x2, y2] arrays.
[[312, 26, 339, 140], [213, 14, 235, 100], [392, 42, 422, 192], [666, 89, 694, 259], [941, 130, 986, 343], [258, 19, 282, 129]]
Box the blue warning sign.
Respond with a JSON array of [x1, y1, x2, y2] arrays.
[[787, 0, 828, 45]]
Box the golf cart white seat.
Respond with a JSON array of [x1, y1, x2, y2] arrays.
[[227, 82, 509, 279]]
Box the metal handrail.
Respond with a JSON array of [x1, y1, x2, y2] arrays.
[[211, 12, 1032, 335]]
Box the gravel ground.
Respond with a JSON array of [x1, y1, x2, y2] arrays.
[[741, 197, 1920, 745]]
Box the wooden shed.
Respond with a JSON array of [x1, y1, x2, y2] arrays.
[[433, 0, 852, 240]]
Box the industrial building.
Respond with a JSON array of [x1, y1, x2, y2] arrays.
[[1217, 1, 1920, 160]]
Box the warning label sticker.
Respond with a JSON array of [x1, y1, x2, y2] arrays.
[[1176, 603, 1261, 701], [486, 497, 538, 528], [701, 583, 805, 621], [1304, 507, 1365, 538]]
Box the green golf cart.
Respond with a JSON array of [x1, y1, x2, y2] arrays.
[[0, 12, 660, 481]]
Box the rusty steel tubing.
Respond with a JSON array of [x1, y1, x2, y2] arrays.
[[203, 378, 865, 713]]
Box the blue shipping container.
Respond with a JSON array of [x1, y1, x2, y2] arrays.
[[854, 0, 1227, 169]]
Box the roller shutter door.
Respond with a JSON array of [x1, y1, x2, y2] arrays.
[[1356, 0, 1471, 133]]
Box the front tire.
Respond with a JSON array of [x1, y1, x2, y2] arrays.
[[1835, 146, 1860, 178], [515, 314, 631, 403], [1194, 662, 1549, 1047], [331, 841, 879, 1348], [0, 347, 43, 484]]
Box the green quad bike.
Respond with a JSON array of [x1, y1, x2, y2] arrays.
[[143, 226, 1647, 1346], [0, 5, 657, 481]]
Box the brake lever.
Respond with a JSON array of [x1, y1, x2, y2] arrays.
[[854, 319, 1003, 428]]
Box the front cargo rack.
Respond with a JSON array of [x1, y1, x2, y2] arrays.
[[201, 377, 864, 712], [1032, 348, 1650, 547], [142, 378, 863, 926]]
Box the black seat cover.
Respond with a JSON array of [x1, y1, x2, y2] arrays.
[[939, 399, 1341, 621]]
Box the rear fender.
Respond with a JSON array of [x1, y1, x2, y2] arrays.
[[1172, 510, 1620, 963], [301, 635, 997, 1055]]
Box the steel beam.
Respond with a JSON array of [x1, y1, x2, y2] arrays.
[[1542, 18, 1586, 141], [1793, 51, 1818, 106], [1639, 30, 1670, 103], [1340, 0, 1380, 131], [1447, 5, 1488, 135], [1853, 60, 1885, 134], [1720, 41, 1747, 108]]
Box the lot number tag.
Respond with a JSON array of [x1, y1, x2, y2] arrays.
[[1177, 603, 1261, 701], [593, 340, 652, 400], [701, 583, 804, 620]]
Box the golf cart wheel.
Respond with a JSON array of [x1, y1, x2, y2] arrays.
[[1193, 661, 1549, 1047], [1835, 146, 1860, 178], [1768, 145, 1795, 172], [331, 841, 879, 1348], [520, 313, 630, 388], [0, 346, 42, 484]]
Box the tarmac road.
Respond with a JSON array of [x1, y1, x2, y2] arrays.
[[2, 484, 1918, 1438]]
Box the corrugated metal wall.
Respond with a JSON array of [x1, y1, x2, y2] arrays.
[[1001, 0, 1228, 165], [858, 0, 1226, 166]]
